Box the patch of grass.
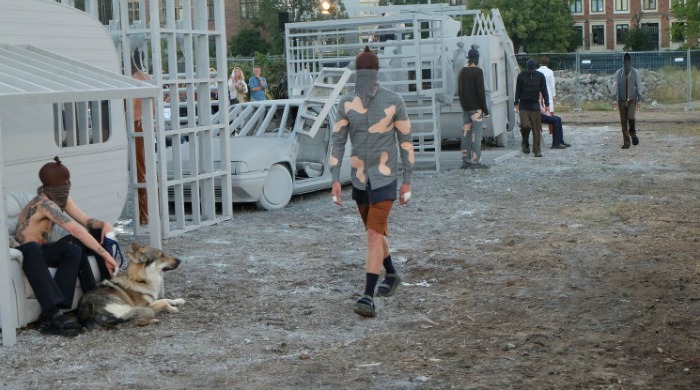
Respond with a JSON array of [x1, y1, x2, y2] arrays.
[[661, 122, 700, 136], [646, 67, 700, 105]]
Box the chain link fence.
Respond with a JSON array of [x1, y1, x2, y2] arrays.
[[516, 50, 699, 111]]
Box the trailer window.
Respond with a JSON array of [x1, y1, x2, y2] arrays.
[[53, 100, 112, 148]]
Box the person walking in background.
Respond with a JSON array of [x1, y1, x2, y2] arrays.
[[537, 56, 556, 113], [612, 52, 642, 149], [248, 65, 268, 101], [515, 59, 549, 157], [330, 47, 414, 318], [131, 50, 151, 226], [457, 44, 490, 170], [228, 67, 248, 105], [539, 94, 571, 150]]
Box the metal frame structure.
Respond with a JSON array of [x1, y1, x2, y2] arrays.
[[285, 5, 520, 170], [106, 0, 233, 238]]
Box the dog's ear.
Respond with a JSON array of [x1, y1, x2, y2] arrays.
[[131, 242, 143, 252], [126, 251, 143, 264]]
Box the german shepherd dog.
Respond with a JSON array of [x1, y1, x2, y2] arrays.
[[77, 243, 184, 329]]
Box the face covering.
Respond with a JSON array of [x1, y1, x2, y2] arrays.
[[40, 184, 71, 210], [355, 69, 379, 108], [624, 62, 631, 74]]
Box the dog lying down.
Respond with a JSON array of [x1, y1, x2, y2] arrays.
[[77, 243, 185, 329]]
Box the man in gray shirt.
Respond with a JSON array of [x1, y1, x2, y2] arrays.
[[330, 47, 414, 318], [612, 52, 642, 149]]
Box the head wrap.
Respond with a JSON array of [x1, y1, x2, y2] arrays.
[[355, 46, 379, 70], [467, 44, 480, 64], [623, 52, 631, 62], [38, 156, 71, 210], [527, 59, 536, 71]]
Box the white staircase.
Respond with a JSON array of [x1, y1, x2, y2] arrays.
[[294, 67, 352, 138]]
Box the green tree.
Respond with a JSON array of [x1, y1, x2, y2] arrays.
[[622, 26, 655, 51], [229, 28, 270, 56], [473, 0, 578, 53], [671, 0, 700, 48]]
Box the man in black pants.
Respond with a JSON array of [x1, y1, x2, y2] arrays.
[[14, 157, 118, 336], [515, 59, 550, 157]]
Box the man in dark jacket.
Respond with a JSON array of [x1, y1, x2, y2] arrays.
[[515, 59, 549, 157], [457, 44, 490, 169]]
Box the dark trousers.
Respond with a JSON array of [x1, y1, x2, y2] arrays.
[[519, 109, 543, 155], [540, 113, 565, 146], [618, 99, 637, 146], [75, 229, 112, 283], [18, 235, 89, 312]]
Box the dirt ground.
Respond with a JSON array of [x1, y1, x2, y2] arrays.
[[1, 109, 699, 389]]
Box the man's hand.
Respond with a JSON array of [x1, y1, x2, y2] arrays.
[[399, 183, 411, 206], [102, 252, 118, 276], [100, 222, 113, 243], [331, 181, 342, 205], [514, 104, 519, 113]]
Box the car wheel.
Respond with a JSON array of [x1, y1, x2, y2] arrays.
[[257, 164, 293, 210]]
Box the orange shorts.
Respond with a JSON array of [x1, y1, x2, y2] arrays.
[[356, 200, 393, 236]]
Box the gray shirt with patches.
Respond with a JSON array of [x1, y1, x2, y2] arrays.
[[330, 86, 414, 191]]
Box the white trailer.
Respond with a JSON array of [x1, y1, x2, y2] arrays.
[[285, 5, 519, 170]]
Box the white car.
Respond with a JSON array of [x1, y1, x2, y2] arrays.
[[166, 98, 352, 210]]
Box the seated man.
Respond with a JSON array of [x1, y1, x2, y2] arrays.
[[14, 157, 118, 336], [539, 94, 571, 149]]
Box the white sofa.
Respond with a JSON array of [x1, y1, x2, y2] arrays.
[[3, 192, 100, 328]]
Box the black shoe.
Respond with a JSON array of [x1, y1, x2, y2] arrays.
[[562, 142, 571, 147], [621, 144, 630, 149], [471, 163, 490, 169], [522, 144, 531, 154], [551, 144, 566, 150], [39, 313, 84, 336], [460, 161, 471, 169], [354, 295, 376, 318], [534, 153, 543, 157], [632, 136, 639, 145]]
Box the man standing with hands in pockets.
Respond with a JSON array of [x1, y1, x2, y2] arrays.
[[330, 47, 414, 318]]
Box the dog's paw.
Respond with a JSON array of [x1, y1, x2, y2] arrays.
[[171, 298, 186, 306]]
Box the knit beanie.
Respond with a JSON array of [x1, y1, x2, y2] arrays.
[[526, 59, 536, 70], [355, 46, 379, 70], [39, 156, 70, 187], [623, 52, 631, 62], [467, 44, 480, 63]]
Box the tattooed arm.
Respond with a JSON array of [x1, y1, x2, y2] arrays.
[[64, 197, 114, 243], [43, 197, 117, 275]]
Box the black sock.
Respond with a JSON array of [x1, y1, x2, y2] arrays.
[[363, 273, 379, 297], [383, 255, 396, 275]]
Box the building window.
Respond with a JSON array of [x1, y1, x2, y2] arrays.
[[160, 0, 184, 22], [573, 26, 583, 47], [614, 0, 629, 12], [616, 24, 629, 44], [241, 0, 257, 19], [591, 25, 604, 45], [643, 0, 656, 10], [570, 0, 583, 13], [671, 21, 686, 43], [208, 0, 214, 21], [591, 0, 604, 13], [128, 0, 139, 23]]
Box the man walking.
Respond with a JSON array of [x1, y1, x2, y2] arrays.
[[515, 59, 549, 157], [330, 47, 414, 318], [612, 52, 642, 149], [457, 44, 490, 169]]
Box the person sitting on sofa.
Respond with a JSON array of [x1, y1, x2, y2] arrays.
[[14, 156, 118, 336]]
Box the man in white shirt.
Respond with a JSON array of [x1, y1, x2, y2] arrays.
[[537, 56, 556, 112]]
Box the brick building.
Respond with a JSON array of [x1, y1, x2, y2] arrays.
[[569, 0, 685, 51]]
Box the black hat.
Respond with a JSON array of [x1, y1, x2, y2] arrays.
[[467, 44, 480, 62], [527, 59, 536, 70]]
